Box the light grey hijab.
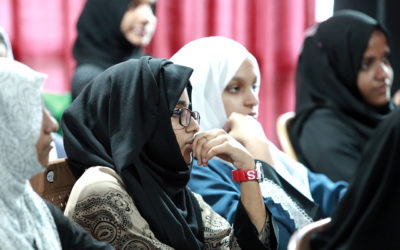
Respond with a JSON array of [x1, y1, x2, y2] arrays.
[[0, 27, 14, 59], [0, 58, 61, 249]]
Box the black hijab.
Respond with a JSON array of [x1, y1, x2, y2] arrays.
[[289, 10, 393, 176], [73, 0, 143, 69], [310, 107, 400, 249], [62, 57, 204, 249]]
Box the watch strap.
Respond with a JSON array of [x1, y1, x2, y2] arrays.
[[232, 161, 264, 183]]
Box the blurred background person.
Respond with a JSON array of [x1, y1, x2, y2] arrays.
[[71, 0, 157, 100]]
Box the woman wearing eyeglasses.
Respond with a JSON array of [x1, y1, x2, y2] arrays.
[[62, 57, 274, 249]]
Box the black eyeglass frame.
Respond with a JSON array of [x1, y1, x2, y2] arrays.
[[172, 108, 200, 128]]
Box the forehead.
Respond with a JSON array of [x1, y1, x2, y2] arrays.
[[363, 30, 388, 55], [134, 0, 156, 4], [176, 89, 189, 106], [231, 59, 256, 82]]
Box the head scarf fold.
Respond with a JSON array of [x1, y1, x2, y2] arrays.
[[62, 57, 204, 249], [0, 58, 60, 249], [73, 0, 142, 69], [311, 107, 400, 249], [290, 10, 392, 151], [170, 36, 260, 132], [0, 27, 14, 59]]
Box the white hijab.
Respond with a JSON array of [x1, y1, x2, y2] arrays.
[[171, 36, 314, 204], [0, 27, 14, 59], [171, 36, 260, 132], [0, 58, 61, 249]]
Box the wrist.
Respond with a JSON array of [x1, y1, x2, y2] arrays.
[[232, 161, 264, 183]]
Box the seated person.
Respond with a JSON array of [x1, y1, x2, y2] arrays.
[[71, 0, 157, 99], [311, 107, 400, 249], [289, 10, 394, 182], [62, 57, 275, 249], [171, 36, 347, 249], [0, 58, 112, 249], [0, 26, 66, 160]]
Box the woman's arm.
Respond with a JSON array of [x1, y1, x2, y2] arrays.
[[192, 129, 266, 232]]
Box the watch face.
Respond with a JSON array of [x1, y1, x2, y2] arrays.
[[255, 161, 264, 182]]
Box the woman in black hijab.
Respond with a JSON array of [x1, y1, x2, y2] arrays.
[[71, 0, 157, 100], [289, 10, 394, 182], [62, 57, 274, 249], [310, 107, 400, 249]]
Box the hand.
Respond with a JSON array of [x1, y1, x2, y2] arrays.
[[224, 112, 268, 146], [393, 89, 400, 106], [224, 112, 274, 167], [192, 129, 255, 170]]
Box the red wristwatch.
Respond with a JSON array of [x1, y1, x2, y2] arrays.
[[232, 161, 264, 183]]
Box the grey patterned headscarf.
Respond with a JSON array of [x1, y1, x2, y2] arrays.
[[0, 58, 61, 249]]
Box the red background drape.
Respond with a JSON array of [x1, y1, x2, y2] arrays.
[[0, 0, 315, 146]]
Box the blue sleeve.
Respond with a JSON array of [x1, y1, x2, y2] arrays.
[[308, 170, 348, 217], [188, 159, 240, 224]]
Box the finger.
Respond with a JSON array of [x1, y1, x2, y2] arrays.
[[205, 143, 254, 170], [204, 142, 232, 164], [193, 130, 226, 165], [193, 136, 208, 165], [199, 134, 229, 166]]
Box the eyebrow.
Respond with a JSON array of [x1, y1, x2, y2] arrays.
[[230, 76, 258, 84], [176, 100, 189, 108]]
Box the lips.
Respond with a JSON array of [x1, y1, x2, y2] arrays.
[[375, 85, 388, 94], [185, 139, 194, 150], [249, 112, 257, 117], [130, 27, 145, 36]]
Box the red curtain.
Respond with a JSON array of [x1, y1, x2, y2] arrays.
[[0, 0, 315, 146]]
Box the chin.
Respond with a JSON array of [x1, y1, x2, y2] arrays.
[[184, 154, 192, 164]]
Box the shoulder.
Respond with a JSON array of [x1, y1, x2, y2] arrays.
[[301, 108, 357, 142], [64, 166, 129, 217], [65, 167, 172, 249]]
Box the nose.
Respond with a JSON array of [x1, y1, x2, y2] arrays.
[[376, 62, 392, 84], [43, 108, 59, 133], [186, 116, 200, 133], [137, 5, 155, 25], [244, 88, 259, 108]]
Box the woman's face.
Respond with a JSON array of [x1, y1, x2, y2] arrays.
[[120, 0, 157, 47], [222, 59, 259, 117], [171, 89, 200, 164], [357, 30, 393, 107], [36, 106, 59, 167]]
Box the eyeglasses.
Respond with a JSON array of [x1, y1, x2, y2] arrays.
[[172, 108, 200, 128]]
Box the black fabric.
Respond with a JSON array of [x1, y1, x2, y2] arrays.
[[45, 201, 113, 250], [310, 107, 400, 250], [73, 0, 142, 69], [234, 201, 269, 250], [62, 57, 204, 249], [260, 160, 322, 220], [71, 64, 104, 100], [71, 0, 144, 100], [289, 10, 393, 181]]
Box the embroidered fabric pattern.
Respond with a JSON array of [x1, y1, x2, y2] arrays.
[[72, 190, 173, 250], [260, 179, 313, 229]]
